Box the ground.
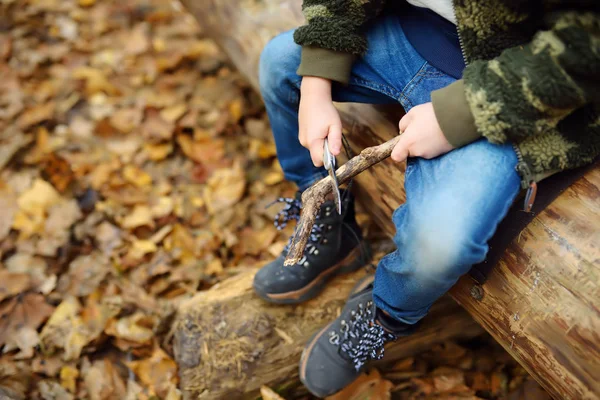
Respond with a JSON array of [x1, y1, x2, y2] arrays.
[[0, 0, 550, 398]]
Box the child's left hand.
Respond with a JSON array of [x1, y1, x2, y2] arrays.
[[391, 102, 454, 162]]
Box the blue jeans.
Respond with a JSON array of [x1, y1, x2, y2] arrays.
[[259, 15, 521, 324]]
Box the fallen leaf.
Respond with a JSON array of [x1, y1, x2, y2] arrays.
[[81, 358, 126, 400], [105, 312, 157, 344], [38, 380, 74, 400], [39, 296, 90, 360], [126, 346, 178, 397], [260, 386, 286, 400], [17, 102, 55, 130], [59, 365, 79, 393], [0, 270, 32, 302], [326, 369, 393, 400], [0, 190, 18, 241], [72, 67, 119, 96], [57, 252, 110, 297], [204, 165, 246, 214], [120, 205, 154, 230], [0, 293, 54, 347], [125, 24, 150, 56], [123, 165, 152, 187], [143, 142, 173, 161], [141, 109, 174, 142], [0, 128, 32, 171]]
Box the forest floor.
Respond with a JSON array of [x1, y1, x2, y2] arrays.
[[0, 0, 550, 398]]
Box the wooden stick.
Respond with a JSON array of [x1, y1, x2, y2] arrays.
[[284, 135, 401, 266]]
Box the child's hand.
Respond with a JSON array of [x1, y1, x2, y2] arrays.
[[299, 77, 342, 167], [392, 103, 454, 162]]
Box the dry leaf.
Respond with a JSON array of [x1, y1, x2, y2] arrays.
[[59, 365, 79, 393], [105, 312, 157, 344], [204, 165, 246, 214], [17, 102, 55, 130], [120, 205, 154, 229], [57, 252, 110, 297], [38, 380, 74, 400], [0, 293, 54, 347], [326, 369, 393, 400], [0, 128, 32, 171], [260, 386, 286, 400], [0, 271, 32, 302], [39, 296, 89, 360], [126, 346, 178, 397], [82, 359, 126, 400]]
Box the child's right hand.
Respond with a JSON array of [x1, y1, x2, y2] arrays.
[[298, 77, 343, 167]]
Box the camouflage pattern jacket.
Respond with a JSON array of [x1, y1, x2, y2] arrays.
[[293, 0, 600, 194]]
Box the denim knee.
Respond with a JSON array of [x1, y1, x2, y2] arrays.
[[259, 30, 301, 103]]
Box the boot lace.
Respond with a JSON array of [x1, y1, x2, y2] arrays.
[[327, 300, 396, 371], [269, 197, 327, 267]]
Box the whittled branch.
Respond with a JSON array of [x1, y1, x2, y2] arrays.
[[284, 135, 401, 266]]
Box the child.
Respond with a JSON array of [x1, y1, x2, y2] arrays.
[[253, 0, 599, 397]]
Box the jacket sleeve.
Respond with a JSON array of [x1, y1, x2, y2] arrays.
[[293, 0, 387, 84], [432, 11, 600, 148]]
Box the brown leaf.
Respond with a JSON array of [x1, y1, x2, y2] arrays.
[[57, 252, 110, 297], [0, 270, 32, 302], [0, 128, 32, 171], [141, 109, 175, 142], [0, 293, 54, 347], [327, 369, 393, 400], [81, 359, 126, 400], [17, 102, 55, 130]]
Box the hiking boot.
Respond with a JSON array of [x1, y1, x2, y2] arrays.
[[253, 191, 371, 304], [299, 275, 418, 398]]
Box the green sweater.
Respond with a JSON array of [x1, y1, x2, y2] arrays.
[[294, 0, 600, 186]]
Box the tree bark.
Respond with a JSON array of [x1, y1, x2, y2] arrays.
[[179, 0, 600, 398], [172, 269, 483, 399]]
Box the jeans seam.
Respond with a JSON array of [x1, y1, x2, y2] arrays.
[[348, 77, 402, 100], [399, 62, 431, 109]]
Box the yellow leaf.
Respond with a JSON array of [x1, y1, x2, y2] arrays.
[[204, 165, 246, 214], [17, 179, 61, 215], [78, 0, 95, 6], [144, 142, 173, 161], [72, 67, 119, 96], [120, 205, 154, 229], [260, 386, 286, 400], [150, 196, 173, 219], [205, 258, 223, 276], [107, 312, 156, 344], [127, 239, 157, 260], [264, 170, 284, 186], [39, 296, 90, 360], [123, 165, 152, 187], [127, 346, 178, 398], [160, 103, 187, 123], [60, 365, 79, 393], [228, 98, 243, 123]]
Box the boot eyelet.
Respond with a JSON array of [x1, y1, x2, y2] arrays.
[[304, 261, 309, 267], [314, 250, 319, 255], [322, 239, 328, 244]]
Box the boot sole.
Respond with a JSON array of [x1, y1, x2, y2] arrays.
[[254, 241, 372, 305]]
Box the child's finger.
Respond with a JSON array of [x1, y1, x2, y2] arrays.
[[310, 138, 325, 167], [391, 134, 409, 163], [398, 111, 412, 133], [327, 124, 343, 155]]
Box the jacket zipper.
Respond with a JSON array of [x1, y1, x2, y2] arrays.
[[452, 1, 537, 212], [513, 144, 538, 212]]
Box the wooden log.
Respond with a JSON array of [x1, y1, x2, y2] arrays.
[[173, 269, 483, 399], [179, 0, 600, 398]]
